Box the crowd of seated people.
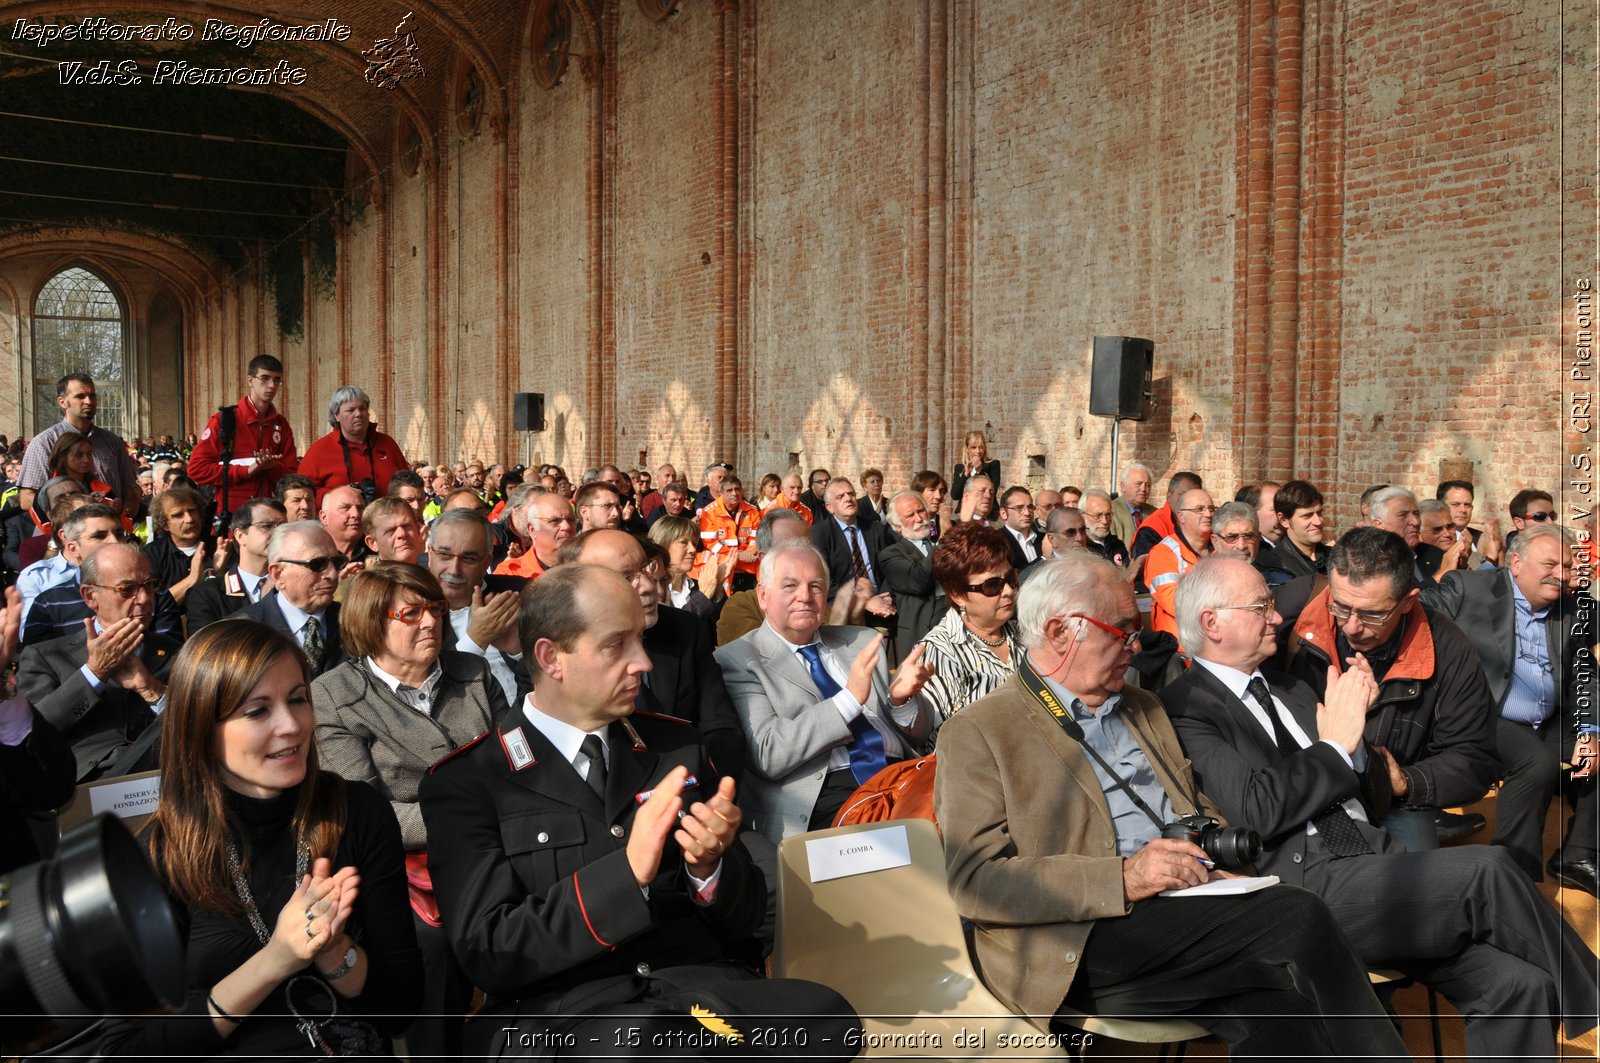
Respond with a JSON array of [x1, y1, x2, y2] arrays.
[[0, 358, 1596, 1058]]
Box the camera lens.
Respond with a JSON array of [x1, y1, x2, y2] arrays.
[[1202, 826, 1262, 870], [0, 816, 184, 1027]]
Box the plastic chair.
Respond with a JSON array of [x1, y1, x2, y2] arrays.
[[775, 819, 1208, 1058]]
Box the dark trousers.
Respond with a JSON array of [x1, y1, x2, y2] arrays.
[[471, 965, 859, 1060], [1493, 716, 1598, 877], [1060, 885, 1407, 1058], [407, 911, 473, 1062], [1308, 843, 1597, 1057]]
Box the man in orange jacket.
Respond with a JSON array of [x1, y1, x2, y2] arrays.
[[695, 475, 760, 592]]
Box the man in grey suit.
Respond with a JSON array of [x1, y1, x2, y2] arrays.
[[17, 543, 179, 781], [1426, 523, 1598, 891], [1164, 556, 1597, 1058], [878, 491, 946, 660], [714, 543, 935, 843]]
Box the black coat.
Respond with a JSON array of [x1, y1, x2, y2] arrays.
[[641, 604, 747, 785], [811, 517, 892, 601], [234, 591, 346, 678]]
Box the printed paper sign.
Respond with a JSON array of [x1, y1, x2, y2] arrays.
[[806, 824, 912, 883], [89, 774, 161, 819]]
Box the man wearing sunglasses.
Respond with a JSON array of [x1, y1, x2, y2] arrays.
[[236, 521, 348, 679], [935, 552, 1405, 1057], [1164, 556, 1598, 1058], [1505, 488, 1557, 556], [17, 543, 180, 781], [1286, 528, 1497, 853]]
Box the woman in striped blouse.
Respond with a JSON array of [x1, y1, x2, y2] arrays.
[[916, 522, 1023, 737]]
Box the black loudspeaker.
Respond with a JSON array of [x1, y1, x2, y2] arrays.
[[1089, 336, 1154, 420], [513, 392, 546, 432]]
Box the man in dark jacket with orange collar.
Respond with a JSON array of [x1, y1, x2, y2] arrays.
[[1286, 528, 1498, 854]]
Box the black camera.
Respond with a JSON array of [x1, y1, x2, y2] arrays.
[[0, 816, 185, 1053], [1160, 815, 1261, 870], [352, 478, 378, 505]]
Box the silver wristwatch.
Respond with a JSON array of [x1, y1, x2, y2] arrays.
[[324, 943, 358, 981]]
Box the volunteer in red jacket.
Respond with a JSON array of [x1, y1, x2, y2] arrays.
[[298, 385, 410, 507], [187, 355, 299, 518]]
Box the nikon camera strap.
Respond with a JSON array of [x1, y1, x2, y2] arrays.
[[1015, 653, 1171, 831]]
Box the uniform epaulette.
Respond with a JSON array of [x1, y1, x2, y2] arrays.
[[427, 730, 490, 774]]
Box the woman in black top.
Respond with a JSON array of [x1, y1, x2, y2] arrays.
[[101, 619, 421, 1060], [949, 430, 1001, 520]]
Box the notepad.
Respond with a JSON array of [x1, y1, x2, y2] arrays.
[[1160, 874, 1279, 897]]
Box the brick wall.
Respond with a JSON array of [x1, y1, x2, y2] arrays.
[[12, 0, 1579, 531]]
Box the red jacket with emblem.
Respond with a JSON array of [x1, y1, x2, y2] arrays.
[[298, 427, 410, 506], [186, 395, 299, 504]]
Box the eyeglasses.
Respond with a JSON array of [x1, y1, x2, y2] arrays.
[[1005, 502, 1035, 512], [1181, 505, 1218, 515], [810, 477, 829, 487], [1326, 599, 1401, 628], [279, 554, 347, 574], [533, 514, 576, 526], [386, 600, 448, 624], [1053, 528, 1088, 538], [962, 570, 1020, 597], [1218, 597, 1276, 618], [1214, 531, 1255, 545], [1069, 613, 1142, 651], [430, 547, 486, 566], [1082, 510, 1112, 523], [249, 521, 285, 533], [84, 578, 161, 599], [1524, 512, 1556, 523]]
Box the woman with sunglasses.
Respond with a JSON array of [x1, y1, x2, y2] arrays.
[[915, 523, 1024, 736], [311, 562, 508, 1062], [101, 619, 420, 1058]]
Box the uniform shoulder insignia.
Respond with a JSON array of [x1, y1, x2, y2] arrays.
[[427, 731, 490, 775]]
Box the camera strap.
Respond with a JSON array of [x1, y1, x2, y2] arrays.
[[338, 428, 366, 487], [1015, 653, 1168, 832]]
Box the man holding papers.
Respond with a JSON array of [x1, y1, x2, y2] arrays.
[[1163, 556, 1597, 1059], [935, 552, 1404, 1057]]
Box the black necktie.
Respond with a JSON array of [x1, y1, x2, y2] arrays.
[[847, 525, 868, 581], [579, 734, 607, 800], [1245, 677, 1371, 857]]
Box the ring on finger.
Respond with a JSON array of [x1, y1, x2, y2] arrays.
[[305, 922, 315, 939]]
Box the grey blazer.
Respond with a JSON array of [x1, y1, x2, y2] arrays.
[[1427, 566, 1588, 730], [16, 625, 180, 781], [714, 623, 932, 844], [312, 649, 506, 848]]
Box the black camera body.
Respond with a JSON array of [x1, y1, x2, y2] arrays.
[[1160, 814, 1261, 870], [352, 478, 378, 505]]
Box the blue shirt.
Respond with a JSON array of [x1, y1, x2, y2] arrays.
[[17, 554, 74, 624], [1500, 581, 1557, 727], [1042, 668, 1177, 857]]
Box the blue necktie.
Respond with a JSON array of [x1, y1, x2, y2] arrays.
[[799, 643, 888, 784]]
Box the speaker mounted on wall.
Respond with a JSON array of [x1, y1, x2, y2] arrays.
[[1088, 337, 1154, 421], [513, 392, 546, 432]]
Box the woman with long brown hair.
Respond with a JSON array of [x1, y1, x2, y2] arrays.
[[101, 620, 420, 1059]]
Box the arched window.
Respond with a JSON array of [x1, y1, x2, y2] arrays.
[[33, 267, 127, 437]]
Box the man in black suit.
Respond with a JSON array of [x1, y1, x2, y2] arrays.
[[1164, 556, 1598, 1058], [185, 497, 284, 633], [1426, 524, 1597, 891], [810, 477, 894, 620], [879, 491, 946, 658], [996, 486, 1043, 572], [16, 544, 179, 781], [1256, 479, 1330, 586], [418, 565, 856, 1059], [798, 467, 831, 525], [235, 520, 346, 678], [565, 529, 746, 786], [1079, 489, 1133, 569]]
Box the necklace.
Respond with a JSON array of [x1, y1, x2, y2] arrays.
[[967, 624, 1007, 648]]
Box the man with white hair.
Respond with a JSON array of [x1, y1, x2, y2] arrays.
[[1108, 461, 1155, 547], [934, 553, 1405, 1056], [879, 490, 947, 654], [714, 542, 935, 841], [428, 507, 525, 705], [1079, 488, 1132, 568], [1163, 555, 1598, 1056]]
